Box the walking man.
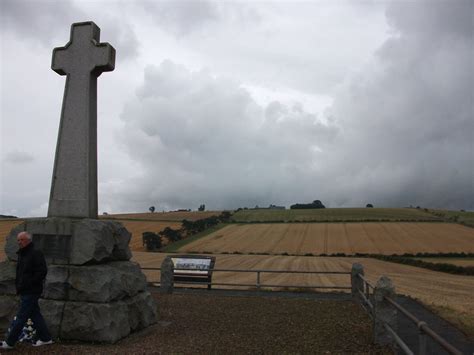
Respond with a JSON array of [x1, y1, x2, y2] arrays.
[[1, 231, 53, 349]]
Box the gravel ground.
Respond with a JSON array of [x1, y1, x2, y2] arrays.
[[8, 293, 391, 354]]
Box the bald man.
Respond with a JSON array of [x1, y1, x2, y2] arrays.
[[1, 232, 53, 349]]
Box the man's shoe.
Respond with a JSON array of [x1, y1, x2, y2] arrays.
[[1, 341, 14, 349], [32, 339, 53, 347]]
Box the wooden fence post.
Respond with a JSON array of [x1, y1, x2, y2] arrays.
[[160, 256, 174, 294], [351, 263, 364, 303], [373, 275, 397, 346]]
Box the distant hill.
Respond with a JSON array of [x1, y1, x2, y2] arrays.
[[100, 210, 222, 222], [0, 215, 17, 219], [231, 208, 443, 223]]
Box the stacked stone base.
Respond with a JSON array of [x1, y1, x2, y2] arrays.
[[0, 218, 157, 343]]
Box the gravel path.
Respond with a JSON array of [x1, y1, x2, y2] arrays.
[[10, 292, 391, 354], [396, 295, 474, 354]]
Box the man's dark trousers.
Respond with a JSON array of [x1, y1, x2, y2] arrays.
[[6, 294, 51, 345]]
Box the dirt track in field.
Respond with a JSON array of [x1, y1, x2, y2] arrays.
[[180, 222, 474, 255]]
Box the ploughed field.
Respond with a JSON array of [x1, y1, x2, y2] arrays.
[[133, 252, 474, 336], [179, 222, 474, 255]]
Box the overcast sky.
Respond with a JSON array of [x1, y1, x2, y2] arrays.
[[1, 0, 473, 217]]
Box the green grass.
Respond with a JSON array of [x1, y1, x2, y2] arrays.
[[425, 209, 474, 227], [231, 208, 442, 223], [161, 224, 226, 253]]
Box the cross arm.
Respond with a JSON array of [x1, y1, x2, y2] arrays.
[[92, 42, 116, 76]]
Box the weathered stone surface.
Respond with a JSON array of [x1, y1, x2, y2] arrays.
[[0, 295, 18, 333], [38, 298, 64, 338], [39, 291, 156, 343], [43, 266, 69, 300], [160, 256, 174, 294], [5, 218, 131, 265], [0, 260, 17, 295], [44, 261, 146, 302], [61, 300, 130, 343], [125, 291, 157, 331], [48, 21, 115, 219]]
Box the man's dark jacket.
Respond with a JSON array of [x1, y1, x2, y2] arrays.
[[15, 242, 47, 295]]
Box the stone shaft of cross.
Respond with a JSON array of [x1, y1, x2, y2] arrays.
[[48, 21, 115, 218]]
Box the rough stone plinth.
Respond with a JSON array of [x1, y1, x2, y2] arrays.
[[44, 261, 147, 302], [5, 218, 131, 265], [37, 292, 156, 343], [0, 260, 157, 343]]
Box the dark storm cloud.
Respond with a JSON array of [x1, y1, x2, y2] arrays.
[[325, 0, 473, 209]]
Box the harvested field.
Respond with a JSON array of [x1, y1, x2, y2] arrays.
[[16, 293, 389, 354], [133, 252, 474, 335], [179, 222, 474, 255], [101, 211, 221, 221], [232, 207, 442, 222]]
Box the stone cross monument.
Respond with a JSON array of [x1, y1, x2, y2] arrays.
[[48, 21, 115, 218], [0, 22, 157, 343]]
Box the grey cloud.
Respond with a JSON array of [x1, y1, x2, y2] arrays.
[[0, 0, 84, 45], [104, 21, 140, 62], [114, 60, 337, 211], [326, 0, 473, 210], [3, 151, 35, 164], [386, 1, 473, 40], [140, 0, 219, 36], [0, 0, 139, 60]]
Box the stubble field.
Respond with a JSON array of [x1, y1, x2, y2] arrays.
[[179, 222, 474, 255]]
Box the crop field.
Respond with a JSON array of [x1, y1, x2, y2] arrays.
[[231, 207, 443, 222], [133, 252, 474, 332], [178, 222, 474, 255], [101, 211, 221, 221]]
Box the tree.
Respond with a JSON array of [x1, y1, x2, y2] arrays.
[[290, 200, 325, 209], [149, 206, 155, 213], [142, 232, 162, 251], [160, 227, 182, 242], [198, 204, 205, 211], [366, 204, 374, 208]]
